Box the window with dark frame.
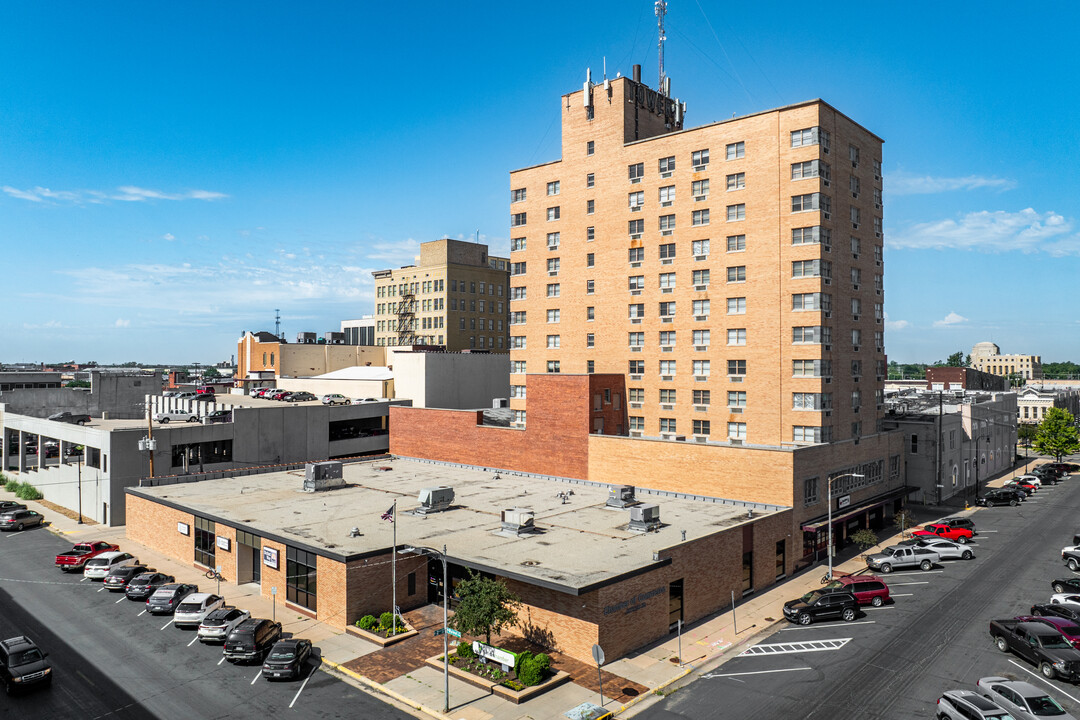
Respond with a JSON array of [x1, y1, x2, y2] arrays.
[[194, 516, 216, 567], [286, 546, 317, 611]]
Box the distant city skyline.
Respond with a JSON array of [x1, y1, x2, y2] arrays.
[[3, 2, 1078, 364]]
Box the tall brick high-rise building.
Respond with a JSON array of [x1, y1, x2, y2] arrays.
[[508, 67, 886, 448]]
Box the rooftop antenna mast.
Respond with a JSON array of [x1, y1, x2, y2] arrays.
[[655, 0, 668, 94], [275, 308, 281, 339]]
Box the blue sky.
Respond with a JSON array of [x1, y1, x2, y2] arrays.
[[2, 1, 1077, 365]]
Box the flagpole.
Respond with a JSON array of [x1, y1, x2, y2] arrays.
[[391, 498, 397, 636]]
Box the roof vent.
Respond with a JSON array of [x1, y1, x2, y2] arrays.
[[417, 486, 454, 514], [304, 461, 344, 492], [606, 485, 640, 509], [628, 504, 661, 533], [501, 508, 536, 536]]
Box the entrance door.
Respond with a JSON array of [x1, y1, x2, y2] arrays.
[[236, 530, 261, 585], [668, 579, 684, 631]]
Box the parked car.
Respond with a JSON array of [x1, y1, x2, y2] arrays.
[[0, 509, 43, 532], [978, 488, 1023, 507], [284, 391, 317, 403], [83, 551, 140, 580], [102, 565, 150, 592], [1047, 463, 1080, 474], [912, 538, 974, 561], [198, 607, 251, 644], [268, 390, 291, 401], [911, 523, 974, 544], [47, 412, 90, 425], [0, 501, 26, 514], [1031, 602, 1080, 623], [865, 545, 940, 573], [1004, 478, 1039, 495], [153, 410, 199, 424], [196, 386, 216, 395], [1053, 578, 1080, 595], [0, 636, 51, 694], [163, 390, 182, 398], [1051, 593, 1080, 605], [936, 689, 1018, 720], [254, 388, 279, 398], [1015, 616, 1080, 651], [1014, 474, 1045, 488], [321, 394, 351, 406], [173, 593, 225, 627], [782, 590, 859, 625], [173, 391, 197, 400], [821, 575, 891, 607], [146, 583, 198, 614], [989, 618, 1080, 680], [203, 409, 232, 424], [977, 676, 1076, 720], [1032, 466, 1066, 483], [192, 394, 217, 403], [262, 638, 312, 681], [224, 618, 282, 663], [125, 572, 175, 600], [55, 541, 119, 571]]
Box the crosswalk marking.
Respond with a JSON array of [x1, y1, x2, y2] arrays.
[[739, 637, 852, 656]]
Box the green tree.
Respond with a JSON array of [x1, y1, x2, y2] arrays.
[[1017, 424, 1038, 448], [448, 571, 521, 644], [944, 351, 965, 367], [65, 380, 91, 388], [1034, 408, 1080, 462], [851, 528, 879, 553], [202, 367, 222, 379]]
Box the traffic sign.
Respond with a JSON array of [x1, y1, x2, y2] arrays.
[[433, 628, 445, 636], [591, 643, 605, 666], [447, 628, 461, 638]]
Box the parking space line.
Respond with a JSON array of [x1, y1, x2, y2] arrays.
[[887, 571, 944, 577], [889, 581, 930, 586], [290, 672, 314, 708], [161, 619, 173, 631], [251, 669, 262, 684], [218, 656, 226, 665], [863, 606, 895, 611], [138, 609, 146, 616], [703, 666, 812, 679], [97, 586, 105, 592], [115, 597, 125, 604], [1008, 659, 1080, 705], [187, 636, 199, 647], [780, 620, 876, 631], [891, 593, 914, 597], [80, 577, 88, 582]]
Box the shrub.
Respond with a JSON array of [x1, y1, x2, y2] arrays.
[[15, 482, 42, 501], [456, 642, 476, 660], [517, 656, 543, 687], [514, 650, 533, 675], [357, 615, 377, 630], [532, 653, 551, 673], [379, 611, 395, 629], [4, 478, 18, 493]]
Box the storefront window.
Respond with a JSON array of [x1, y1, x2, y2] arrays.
[[194, 516, 215, 567], [286, 546, 317, 611]]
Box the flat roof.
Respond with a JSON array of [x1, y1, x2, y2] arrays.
[[128, 458, 784, 595]]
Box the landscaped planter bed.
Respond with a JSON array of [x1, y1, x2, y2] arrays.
[[424, 655, 570, 705]]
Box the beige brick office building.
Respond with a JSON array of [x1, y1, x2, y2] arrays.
[[970, 341, 1043, 381], [508, 69, 886, 448], [373, 238, 510, 351]]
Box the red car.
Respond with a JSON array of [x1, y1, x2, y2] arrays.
[[1015, 615, 1080, 649], [1004, 478, 1038, 495], [911, 523, 974, 544], [55, 540, 120, 571], [269, 390, 290, 401], [1045, 463, 1077, 475]]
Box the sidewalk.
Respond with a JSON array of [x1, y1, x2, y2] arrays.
[[5, 455, 1047, 720]]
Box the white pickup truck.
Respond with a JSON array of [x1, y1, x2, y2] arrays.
[[153, 410, 200, 424], [865, 545, 940, 573]]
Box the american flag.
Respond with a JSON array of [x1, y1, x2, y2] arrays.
[[381, 505, 394, 523]]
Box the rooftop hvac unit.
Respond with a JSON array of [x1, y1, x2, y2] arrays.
[[628, 503, 661, 533], [303, 461, 344, 492], [501, 508, 536, 536], [606, 485, 639, 509], [325, 331, 345, 345], [492, 398, 509, 409], [417, 486, 454, 514], [297, 332, 317, 344]]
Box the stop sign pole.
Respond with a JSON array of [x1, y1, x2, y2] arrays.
[[592, 643, 606, 706]]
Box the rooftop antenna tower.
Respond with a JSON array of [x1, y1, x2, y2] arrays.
[[275, 308, 281, 339], [655, 0, 668, 94]]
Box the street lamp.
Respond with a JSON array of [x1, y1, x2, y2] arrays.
[[826, 473, 865, 582], [401, 544, 450, 713]]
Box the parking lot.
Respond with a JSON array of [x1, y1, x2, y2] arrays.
[[0, 527, 414, 719], [643, 461, 1080, 720]]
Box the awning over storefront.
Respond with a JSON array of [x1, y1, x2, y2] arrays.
[[800, 485, 917, 532]]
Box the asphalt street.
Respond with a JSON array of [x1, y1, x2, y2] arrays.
[[640, 458, 1080, 720], [0, 526, 414, 719]]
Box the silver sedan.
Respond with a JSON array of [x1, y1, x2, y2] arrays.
[[917, 538, 974, 561], [977, 676, 1075, 720]]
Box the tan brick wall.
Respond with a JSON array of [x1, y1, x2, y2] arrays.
[[260, 538, 286, 614], [125, 495, 195, 567], [499, 579, 601, 661], [342, 552, 429, 626], [215, 524, 237, 582]]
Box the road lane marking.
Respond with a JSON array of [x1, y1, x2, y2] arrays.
[[889, 581, 930, 586], [251, 669, 262, 684], [704, 666, 812, 679], [740, 638, 851, 656], [290, 671, 314, 708], [1008, 660, 1080, 705], [780, 620, 876, 631], [188, 636, 199, 647], [161, 619, 173, 630]]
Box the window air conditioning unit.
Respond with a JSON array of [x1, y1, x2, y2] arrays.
[[661, 375, 674, 381], [693, 165, 706, 172], [661, 172, 673, 179], [661, 201, 673, 207], [694, 254, 707, 260], [694, 285, 707, 291], [694, 345, 707, 351], [630, 346, 642, 352], [630, 290, 642, 296], [631, 206, 642, 212], [661, 347, 673, 353], [661, 258, 673, 264], [631, 318, 642, 324], [662, 288, 673, 294], [661, 404, 673, 411], [661, 230, 673, 237], [630, 261, 642, 268], [630, 234, 642, 240]]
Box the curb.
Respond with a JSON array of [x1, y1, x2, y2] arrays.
[[321, 658, 452, 720]]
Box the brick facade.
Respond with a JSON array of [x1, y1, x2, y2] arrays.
[[925, 366, 1006, 392]]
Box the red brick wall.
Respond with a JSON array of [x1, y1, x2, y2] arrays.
[[391, 374, 597, 479], [926, 367, 1006, 392]]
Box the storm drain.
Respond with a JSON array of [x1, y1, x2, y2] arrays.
[[738, 638, 852, 656]]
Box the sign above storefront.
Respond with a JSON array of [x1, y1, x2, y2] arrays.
[[263, 546, 279, 569], [838, 495, 851, 509], [177, 522, 189, 536]]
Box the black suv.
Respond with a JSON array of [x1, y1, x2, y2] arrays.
[[978, 488, 1023, 507], [0, 636, 51, 693], [940, 516, 977, 536], [125, 572, 175, 600], [783, 590, 859, 625], [224, 619, 282, 663]]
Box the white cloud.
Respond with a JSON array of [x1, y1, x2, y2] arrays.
[[888, 173, 1017, 196], [886, 319, 910, 331], [2, 185, 228, 205], [22, 319, 63, 330], [889, 208, 1080, 255], [933, 312, 968, 327], [162, 233, 175, 241], [114, 318, 130, 328]]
